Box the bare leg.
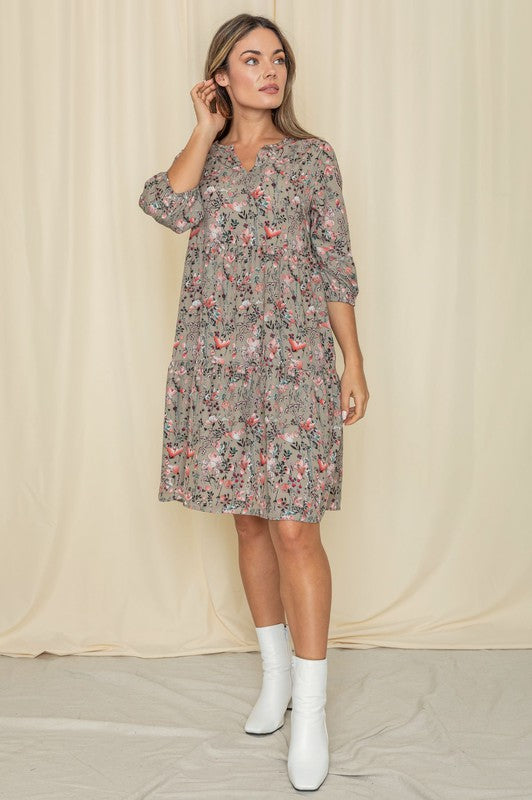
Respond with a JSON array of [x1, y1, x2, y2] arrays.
[[267, 520, 331, 660], [233, 513, 285, 627]]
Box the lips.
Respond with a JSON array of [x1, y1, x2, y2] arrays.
[[260, 84, 279, 92]]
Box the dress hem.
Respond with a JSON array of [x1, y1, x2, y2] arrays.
[[158, 493, 341, 523]]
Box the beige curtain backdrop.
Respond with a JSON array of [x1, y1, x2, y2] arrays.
[[1, 0, 531, 658]]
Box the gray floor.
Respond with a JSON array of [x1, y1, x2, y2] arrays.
[[0, 647, 531, 798]]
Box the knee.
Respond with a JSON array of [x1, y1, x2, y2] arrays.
[[233, 514, 270, 541], [269, 520, 320, 550]]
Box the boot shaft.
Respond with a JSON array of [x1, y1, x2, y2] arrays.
[[255, 623, 293, 672]]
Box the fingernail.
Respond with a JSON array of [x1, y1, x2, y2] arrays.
[[341, 410, 347, 421]]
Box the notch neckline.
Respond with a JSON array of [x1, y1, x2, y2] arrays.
[[215, 135, 291, 149], [214, 136, 292, 174]]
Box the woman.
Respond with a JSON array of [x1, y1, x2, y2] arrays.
[[139, 13, 369, 792]]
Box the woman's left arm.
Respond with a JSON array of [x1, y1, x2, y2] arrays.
[[327, 302, 369, 425], [309, 140, 369, 424]]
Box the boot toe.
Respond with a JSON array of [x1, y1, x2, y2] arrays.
[[287, 760, 329, 791], [244, 694, 291, 734]]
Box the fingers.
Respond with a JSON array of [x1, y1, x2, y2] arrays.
[[343, 405, 360, 425], [193, 78, 217, 100], [341, 395, 364, 425]]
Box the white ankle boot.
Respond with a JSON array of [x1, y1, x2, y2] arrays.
[[244, 622, 293, 735], [287, 655, 329, 791]]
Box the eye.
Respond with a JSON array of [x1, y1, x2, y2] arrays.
[[245, 57, 286, 65]]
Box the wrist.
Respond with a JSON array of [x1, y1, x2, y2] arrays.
[[193, 124, 218, 145], [343, 356, 363, 370]]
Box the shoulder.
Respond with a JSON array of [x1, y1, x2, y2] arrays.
[[288, 137, 339, 174], [293, 137, 339, 166], [298, 138, 343, 190], [290, 136, 334, 153]]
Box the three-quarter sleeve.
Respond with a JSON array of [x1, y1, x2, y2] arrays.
[[309, 140, 359, 305], [138, 157, 204, 233]]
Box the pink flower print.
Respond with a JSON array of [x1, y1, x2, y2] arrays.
[[288, 336, 307, 351], [291, 358, 304, 372], [246, 413, 260, 427], [267, 338, 280, 358], [277, 431, 299, 444], [250, 186, 264, 199], [207, 453, 223, 471], [300, 418, 315, 432], [245, 336, 261, 358], [207, 221, 224, 240], [226, 428, 245, 441], [227, 201, 246, 212], [317, 457, 328, 472], [264, 224, 281, 238], [281, 272, 295, 289], [295, 459, 308, 480], [314, 243, 334, 259], [214, 334, 230, 348]]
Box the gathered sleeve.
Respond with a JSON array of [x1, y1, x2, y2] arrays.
[[138, 153, 204, 233], [309, 140, 359, 305]]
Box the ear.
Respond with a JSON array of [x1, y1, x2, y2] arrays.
[[214, 69, 228, 88]]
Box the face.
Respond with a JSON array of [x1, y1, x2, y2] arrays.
[[216, 27, 287, 111]]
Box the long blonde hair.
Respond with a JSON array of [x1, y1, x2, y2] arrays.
[[204, 13, 318, 142]]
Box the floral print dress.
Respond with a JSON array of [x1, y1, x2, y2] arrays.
[[138, 136, 359, 522]]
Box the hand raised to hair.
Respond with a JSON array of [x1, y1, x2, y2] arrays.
[[190, 78, 227, 136]]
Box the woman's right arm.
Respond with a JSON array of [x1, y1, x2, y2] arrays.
[[138, 124, 215, 234]]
